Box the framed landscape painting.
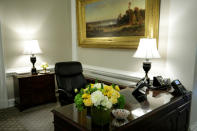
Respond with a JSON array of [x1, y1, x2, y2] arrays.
[[77, 0, 160, 48]]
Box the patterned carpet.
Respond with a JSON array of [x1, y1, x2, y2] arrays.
[[0, 103, 60, 131]]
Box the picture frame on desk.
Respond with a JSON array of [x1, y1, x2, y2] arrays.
[[76, 0, 160, 48]]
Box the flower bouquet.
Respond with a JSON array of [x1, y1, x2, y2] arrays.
[[40, 63, 49, 73], [74, 81, 125, 126]]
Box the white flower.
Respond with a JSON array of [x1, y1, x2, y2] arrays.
[[91, 90, 104, 106], [101, 96, 108, 107], [101, 96, 112, 109], [106, 101, 112, 109], [93, 83, 102, 89]]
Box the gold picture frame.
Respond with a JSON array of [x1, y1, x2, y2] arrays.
[[76, 0, 160, 49]]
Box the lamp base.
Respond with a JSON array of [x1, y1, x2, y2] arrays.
[[143, 61, 151, 86], [31, 67, 37, 75], [30, 55, 37, 75]]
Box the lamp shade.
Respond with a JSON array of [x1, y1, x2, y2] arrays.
[[133, 38, 160, 59], [23, 40, 42, 55]]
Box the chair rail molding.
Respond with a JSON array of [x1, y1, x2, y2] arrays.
[[6, 64, 141, 87], [0, 21, 8, 109], [82, 64, 143, 87], [6, 65, 55, 77]]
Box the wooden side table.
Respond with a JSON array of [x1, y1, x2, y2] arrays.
[[14, 73, 57, 111]]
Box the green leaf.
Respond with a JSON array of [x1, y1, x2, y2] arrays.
[[90, 88, 97, 93], [101, 83, 104, 89], [112, 84, 115, 89], [88, 84, 91, 91], [74, 94, 84, 111], [115, 95, 125, 109], [95, 79, 98, 84]]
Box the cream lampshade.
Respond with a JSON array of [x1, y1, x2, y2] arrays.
[[23, 40, 42, 75], [133, 38, 160, 85], [133, 38, 160, 59], [23, 40, 42, 55]]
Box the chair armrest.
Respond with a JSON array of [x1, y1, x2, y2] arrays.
[[56, 89, 66, 94], [56, 89, 73, 98]]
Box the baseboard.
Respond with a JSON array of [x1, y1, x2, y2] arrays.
[[8, 99, 15, 108], [0, 100, 8, 109], [190, 121, 197, 131]]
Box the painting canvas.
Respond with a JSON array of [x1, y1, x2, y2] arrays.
[[86, 0, 146, 38], [77, 0, 160, 48]]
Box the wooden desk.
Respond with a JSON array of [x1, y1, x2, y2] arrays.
[[52, 89, 191, 131], [14, 73, 57, 111]]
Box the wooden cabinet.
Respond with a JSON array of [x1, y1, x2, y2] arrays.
[[122, 93, 191, 131], [14, 73, 57, 111]]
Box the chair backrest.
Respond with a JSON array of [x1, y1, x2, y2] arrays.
[[55, 61, 87, 98]]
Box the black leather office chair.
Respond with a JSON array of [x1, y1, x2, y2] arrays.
[[55, 61, 87, 106]]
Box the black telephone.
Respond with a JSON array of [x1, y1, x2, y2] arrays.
[[132, 79, 148, 102], [171, 80, 187, 96], [153, 76, 171, 90]]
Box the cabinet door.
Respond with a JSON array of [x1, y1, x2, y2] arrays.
[[20, 93, 33, 110], [31, 75, 49, 104], [31, 74, 56, 104], [47, 75, 56, 101], [146, 102, 190, 131], [176, 102, 191, 131], [146, 109, 178, 131], [19, 78, 33, 107], [19, 78, 33, 93]]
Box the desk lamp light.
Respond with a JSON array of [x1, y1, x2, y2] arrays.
[[133, 38, 160, 85], [23, 40, 42, 75]]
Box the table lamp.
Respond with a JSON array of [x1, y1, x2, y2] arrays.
[[23, 40, 42, 75], [133, 38, 160, 85]]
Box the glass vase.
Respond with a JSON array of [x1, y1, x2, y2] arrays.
[[91, 107, 111, 126]]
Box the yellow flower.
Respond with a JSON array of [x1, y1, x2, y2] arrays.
[[83, 98, 92, 106], [115, 85, 120, 92], [109, 90, 120, 99], [82, 94, 91, 99], [113, 90, 120, 98], [109, 97, 118, 104], [83, 88, 89, 92], [41, 63, 49, 69], [74, 88, 78, 93], [91, 84, 94, 88], [102, 90, 107, 96], [103, 86, 113, 96], [104, 85, 113, 91], [107, 90, 113, 98]]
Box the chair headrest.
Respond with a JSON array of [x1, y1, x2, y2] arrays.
[[55, 61, 83, 76]]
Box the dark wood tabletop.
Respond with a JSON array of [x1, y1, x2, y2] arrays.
[[52, 88, 192, 131]]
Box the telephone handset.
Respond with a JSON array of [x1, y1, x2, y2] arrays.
[[132, 79, 148, 102], [153, 76, 171, 90], [171, 80, 187, 96]]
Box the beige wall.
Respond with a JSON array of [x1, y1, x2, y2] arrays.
[[164, 0, 197, 127], [77, 1, 170, 77], [191, 48, 197, 129], [0, 0, 72, 99], [166, 0, 197, 90], [0, 0, 72, 69]]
